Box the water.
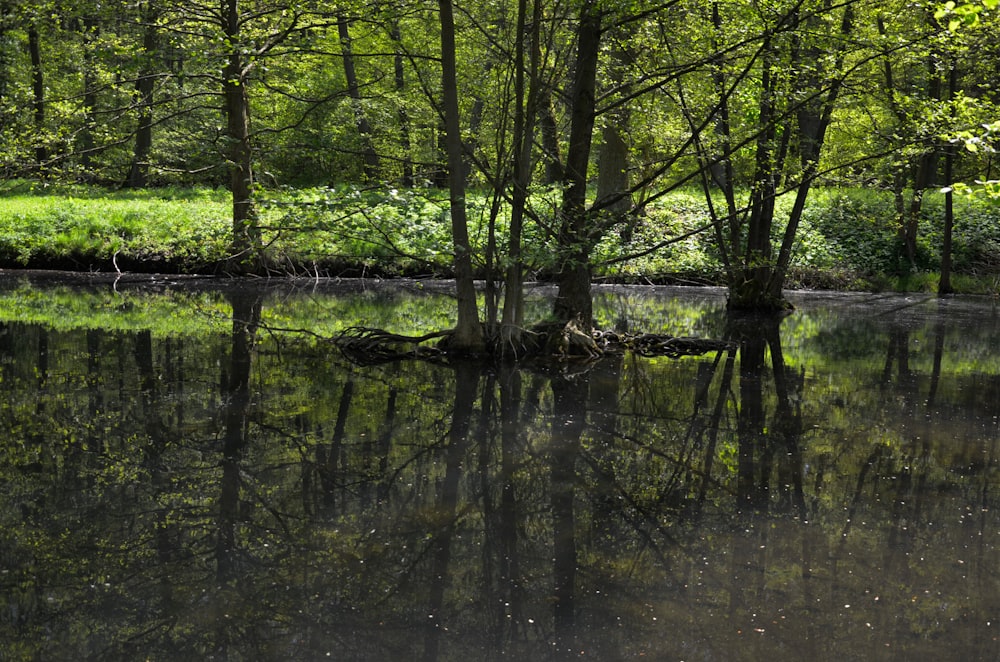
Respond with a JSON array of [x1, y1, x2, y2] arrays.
[[0, 274, 997, 661]]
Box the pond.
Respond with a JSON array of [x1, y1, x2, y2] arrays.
[[0, 272, 998, 661]]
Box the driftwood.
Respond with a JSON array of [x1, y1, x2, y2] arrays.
[[334, 326, 451, 364], [595, 330, 735, 358], [333, 320, 734, 365]]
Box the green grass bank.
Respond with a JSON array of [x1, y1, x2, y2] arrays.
[[2, 179, 1000, 294]]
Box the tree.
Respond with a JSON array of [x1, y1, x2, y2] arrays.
[[27, 18, 46, 170], [157, 1, 340, 270], [686, 0, 857, 310], [552, 0, 602, 327], [438, 0, 484, 353], [498, 0, 543, 354], [125, 2, 160, 189], [337, 10, 380, 180], [220, 0, 259, 270]]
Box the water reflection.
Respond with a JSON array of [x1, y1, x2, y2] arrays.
[[0, 280, 997, 660]]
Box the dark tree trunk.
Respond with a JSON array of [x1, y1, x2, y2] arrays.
[[126, 4, 158, 188], [28, 25, 47, 169], [78, 17, 98, 175], [0, 4, 10, 107], [439, 0, 484, 353], [770, 5, 853, 301], [939, 64, 958, 296], [595, 123, 629, 217], [338, 13, 380, 180], [500, 0, 542, 352], [433, 124, 448, 188], [727, 3, 853, 310], [594, 35, 631, 225], [884, 12, 944, 272], [899, 151, 937, 268], [539, 93, 563, 184], [222, 0, 259, 272], [940, 148, 955, 295], [554, 2, 601, 327], [391, 21, 413, 187], [730, 37, 785, 310]]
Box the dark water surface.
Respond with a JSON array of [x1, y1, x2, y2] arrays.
[[1, 274, 998, 661]]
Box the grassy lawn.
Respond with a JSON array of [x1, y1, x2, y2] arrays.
[[0, 181, 232, 272], [2, 179, 1000, 293]]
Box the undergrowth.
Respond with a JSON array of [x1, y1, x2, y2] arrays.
[[1, 179, 999, 293]]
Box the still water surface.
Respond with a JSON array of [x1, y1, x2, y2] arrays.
[[0, 274, 998, 660]]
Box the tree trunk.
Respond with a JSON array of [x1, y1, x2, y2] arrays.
[[500, 0, 541, 354], [0, 4, 10, 106], [595, 122, 630, 229], [554, 2, 601, 327], [539, 93, 563, 184], [727, 37, 784, 311], [338, 13, 380, 181], [28, 25, 47, 169], [883, 12, 944, 272], [939, 66, 957, 295], [900, 151, 936, 268], [223, 0, 259, 272], [126, 3, 158, 188], [433, 124, 448, 188], [439, 0, 484, 353], [595, 35, 631, 225], [78, 17, 98, 176], [770, 4, 854, 301], [730, 3, 853, 310], [390, 21, 413, 187]]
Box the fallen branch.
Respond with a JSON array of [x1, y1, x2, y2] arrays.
[[626, 333, 735, 358], [333, 321, 734, 365], [334, 326, 452, 364]]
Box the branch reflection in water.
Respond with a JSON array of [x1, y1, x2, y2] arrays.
[[0, 279, 996, 660]]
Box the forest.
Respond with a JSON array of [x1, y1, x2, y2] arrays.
[[2, 4, 1000, 655], [1, 0, 1000, 351]]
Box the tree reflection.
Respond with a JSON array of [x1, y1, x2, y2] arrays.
[[217, 290, 262, 584], [726, 312, 806, 517], [1, 286, 998, 660], [718, 310, 821, 655], [424, 362, 479, 661], [549, 371, 586, 654], [494, 365, 526, 641]]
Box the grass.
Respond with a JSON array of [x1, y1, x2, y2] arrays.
[[0, 180, 231, 272], [2, 179, 1000, 294]]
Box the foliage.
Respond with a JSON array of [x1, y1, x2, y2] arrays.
[[5, 183, 1000, 292], [0, 0, 998, 306]]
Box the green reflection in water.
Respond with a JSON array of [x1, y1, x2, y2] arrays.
[[0, 278, 997, 661]]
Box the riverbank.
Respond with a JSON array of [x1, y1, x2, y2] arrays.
[[2, 179, 999, 294]]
